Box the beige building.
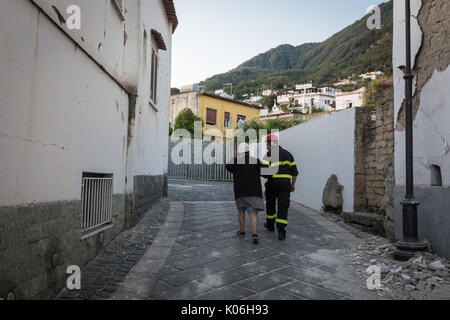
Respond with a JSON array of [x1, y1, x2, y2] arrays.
[[335, 87, 366, 110], [0, 0, 177, 299], [170, 91, 262, 140]]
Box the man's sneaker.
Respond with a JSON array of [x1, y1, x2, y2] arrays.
[[252, 234, 259, 244], [278, 230, 286, 241], [264, 223, 275, 232], [236, 231, 245, 238]]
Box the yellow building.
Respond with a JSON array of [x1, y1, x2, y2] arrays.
[[170, 91, 262, 140]]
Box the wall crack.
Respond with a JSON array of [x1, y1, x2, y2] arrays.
[[0, 131, 69, 151]]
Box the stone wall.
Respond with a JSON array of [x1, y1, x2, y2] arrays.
[[126, 175, 165, 228], [393, 0, 450, 259], [354, 85, 395, 237], [0, 195, 126, 299], [354, 107, 372, 210]]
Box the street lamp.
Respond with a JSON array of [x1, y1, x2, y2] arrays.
[[393, 0, 428, 261]]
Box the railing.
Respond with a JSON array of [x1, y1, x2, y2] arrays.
[[168, 140, 234, 182], [81, 177, 113, 233], [169, 163, 233, 181]]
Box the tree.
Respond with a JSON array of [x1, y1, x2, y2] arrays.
[[245, 119, 266, 132], [241, 119, 303, 142], [261, 95, 277, 108], [311, 106, 324, 114], [279, 105, 291, 114], [265, 119, 303, 132], [174, 108, 204, 138], [171, 88, 180, 95], [363, 80, 380, 108]]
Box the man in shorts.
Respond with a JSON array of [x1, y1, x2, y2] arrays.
[[226, 142, 265, 244]]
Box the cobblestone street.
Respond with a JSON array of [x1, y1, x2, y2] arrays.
[[58, 180, 450, 300]]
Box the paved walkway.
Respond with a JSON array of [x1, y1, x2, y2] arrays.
[[110, 180, 378, 300], [58, 199, 170, 300], [55, 180, 450, 300], [168, 179, 234, 202]]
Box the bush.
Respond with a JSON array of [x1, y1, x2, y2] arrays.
[[240, 118, 303, 142], [311, 107, 324, 114], [174, 108, 204, 138]]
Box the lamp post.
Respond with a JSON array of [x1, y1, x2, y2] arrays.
[[393, 0, 428, 261]]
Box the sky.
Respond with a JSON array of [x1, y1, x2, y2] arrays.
[[171, 0, 387, 88]]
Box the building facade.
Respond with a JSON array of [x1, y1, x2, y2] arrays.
[[0, 0, 177, 299], [170, 92, 261, 140], [393, 0, 450, 259], [276, 84, 342, 112], [335, 87, 366, 110], [360, 71, 384, 81]]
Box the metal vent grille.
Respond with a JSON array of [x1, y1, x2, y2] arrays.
[[81, 174, 113, 233]]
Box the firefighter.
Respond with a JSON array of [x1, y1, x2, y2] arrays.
[[261, 134, 298, 241]]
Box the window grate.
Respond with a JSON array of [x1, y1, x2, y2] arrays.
[[81, 175, 113, 233]]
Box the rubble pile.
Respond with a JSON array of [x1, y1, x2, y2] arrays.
[[344, 236, 450, 300]]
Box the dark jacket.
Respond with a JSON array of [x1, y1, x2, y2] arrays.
[[226, 153, 265, 199], [262, 146, 299, 180]]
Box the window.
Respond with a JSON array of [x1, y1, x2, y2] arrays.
[[112, 0, 125, 21], [150, 38, 158, 105], [431, 165, 443, 186], [224, 112, 231, 128], [206, 108, 217, 125], [237, 115, 246, 122], [81, 173, 113, 236]]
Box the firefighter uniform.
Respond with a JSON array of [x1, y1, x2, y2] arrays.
[[262, 146, 299, 231]]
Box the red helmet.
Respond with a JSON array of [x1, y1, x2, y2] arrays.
[[266, 134, 279, 143]]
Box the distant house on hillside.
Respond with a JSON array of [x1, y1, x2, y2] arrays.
[[262, 89, 278, 96], [334, 77, 357, 87], [360, 71, 384, 81], [277, 83, 342, 112], [335, 87, 366, 110]]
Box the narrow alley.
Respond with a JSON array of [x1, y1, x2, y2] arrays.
[[57, 180, 450, 300]]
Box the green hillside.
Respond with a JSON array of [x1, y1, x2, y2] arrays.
[[200, 1, 393, 99]]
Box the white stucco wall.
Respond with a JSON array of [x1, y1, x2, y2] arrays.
[[31, 0, 129, 90], [335, 89, 365, 110], [0, 0, 173, 205], [393, 0, 449, 187], [0, 0, 129, 206], [278, 108, 356, 212], [125, 0, 173, 192]]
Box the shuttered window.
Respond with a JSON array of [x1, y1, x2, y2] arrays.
[[206, 108, 217, 125], [224, 112, 231, 128], [150, 46, 158, 104]]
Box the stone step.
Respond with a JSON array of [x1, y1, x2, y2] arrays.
[[343, 211, 383, 227]]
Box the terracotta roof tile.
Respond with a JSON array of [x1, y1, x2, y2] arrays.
[[151, 29, 167, 50], [163, 0, 178, 33]]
